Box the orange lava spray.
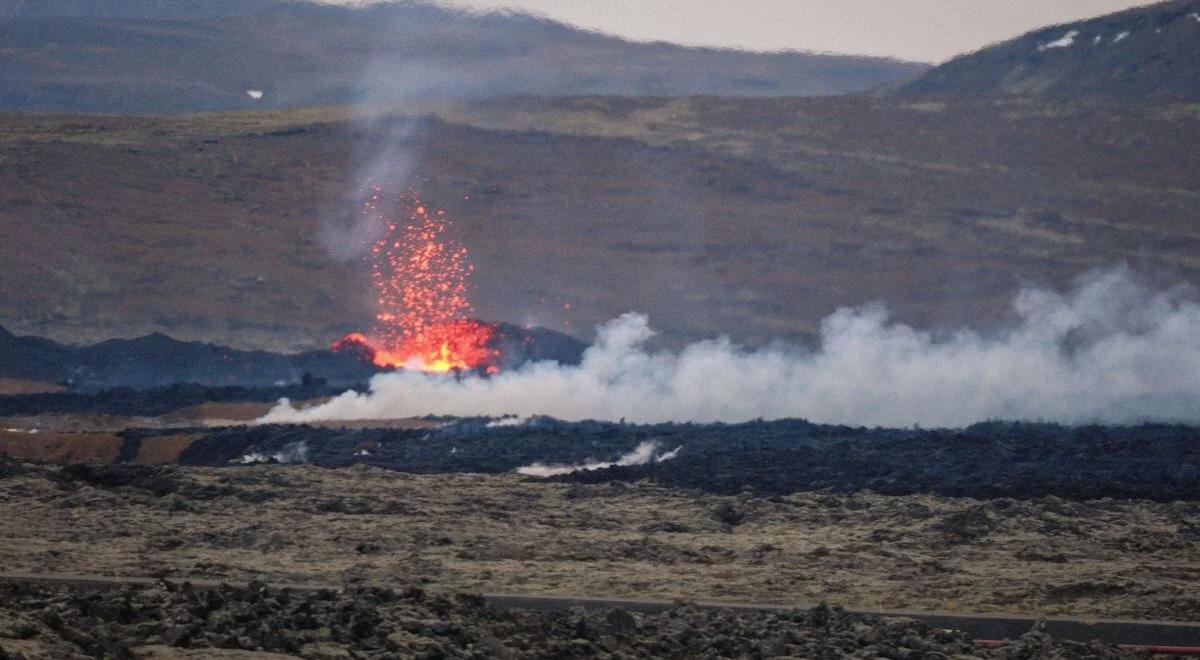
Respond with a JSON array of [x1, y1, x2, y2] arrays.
[[334, 192, 497, 374]]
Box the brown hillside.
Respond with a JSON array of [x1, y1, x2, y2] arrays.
[[2, 96, 1199, 350]]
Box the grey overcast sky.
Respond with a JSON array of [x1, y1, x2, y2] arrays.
[[432, 0, 1154, 62]]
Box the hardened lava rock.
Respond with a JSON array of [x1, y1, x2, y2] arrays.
[[0, 582, 1132, 659]]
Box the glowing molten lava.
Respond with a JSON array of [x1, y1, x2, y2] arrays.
[[334, 194, 497, 374]]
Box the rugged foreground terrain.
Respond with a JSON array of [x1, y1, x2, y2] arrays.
[[0, 580, 1127, 659], [1, 457, 1197, 625], [3, 402, 1198, 656]]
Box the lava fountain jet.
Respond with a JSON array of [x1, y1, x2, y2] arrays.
[[333, 191, 498, 374]]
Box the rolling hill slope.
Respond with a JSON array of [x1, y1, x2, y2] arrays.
[[2, 97, 1199, 351], [896, 0, 1200, 100], [0, 0, 925, 113], [0, 0, 278, 19]]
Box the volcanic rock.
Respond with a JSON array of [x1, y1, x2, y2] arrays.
[[0, 322, 585, 391]]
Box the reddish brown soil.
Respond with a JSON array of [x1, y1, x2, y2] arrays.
[[0, 431, 123, 463], [133, 433, 204, 465], [0, 379, 64, 395]]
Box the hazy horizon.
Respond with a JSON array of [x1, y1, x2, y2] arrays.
[[398, 0, 1154, 62]]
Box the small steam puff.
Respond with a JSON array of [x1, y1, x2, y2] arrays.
[[261, 269, 1200, 427], [486, 415, 528, 427], [516, 441, 682, 478], [238, 442, 308, 465]]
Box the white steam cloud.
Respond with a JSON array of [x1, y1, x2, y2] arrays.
[[516, 441, 682, 477], [238, 442, 308, 465], [261, 269, 1200, 428], [486, 415, 528, 427]]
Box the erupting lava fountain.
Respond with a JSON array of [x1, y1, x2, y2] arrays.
[[333, 190, 499, 374]]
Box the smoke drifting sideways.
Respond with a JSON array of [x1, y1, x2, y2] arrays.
[[262, 269, 1200, 428], [516, 441, 681, 478]]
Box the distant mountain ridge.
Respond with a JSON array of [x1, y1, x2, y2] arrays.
[[0, 0, 926, 113], [896, 0, 1200, 100], [0, 0, 280, 19]]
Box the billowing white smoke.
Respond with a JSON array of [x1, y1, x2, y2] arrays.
[[516, 441, 682, 477], [261, 269, 1200, 427]]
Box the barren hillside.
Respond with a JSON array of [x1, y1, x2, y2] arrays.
[[0, 0, 923, 113], [2, 96, 1199, 350], [897, 0, 1200, 100]]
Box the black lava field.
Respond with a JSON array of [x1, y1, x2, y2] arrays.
[[113, 418, 1200, 502]]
